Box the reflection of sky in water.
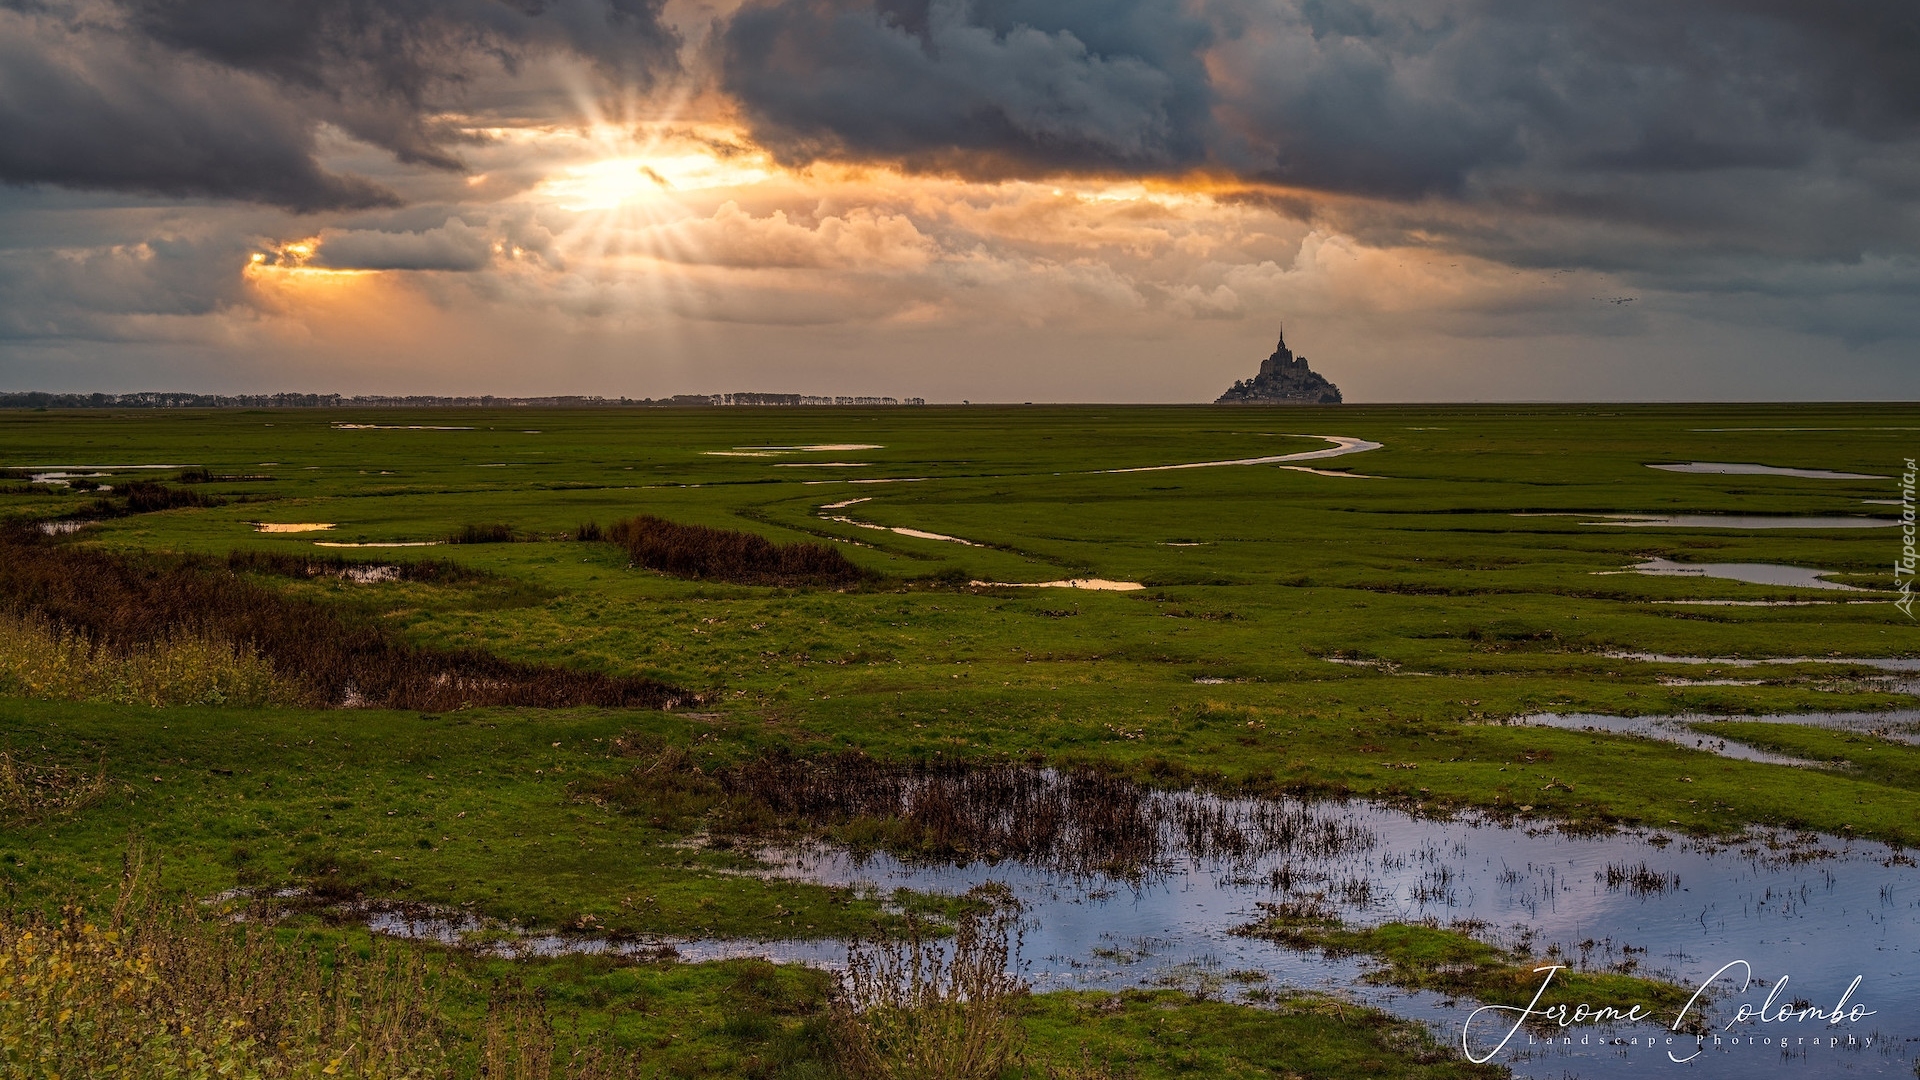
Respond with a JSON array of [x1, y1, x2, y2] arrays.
[[1647, 462, 1887, 480], [1628, 557, 1857, 590], [721, 803, 1920, 1079], [1606, 654, 1920, 671], [369, 797, 1920, 1078], [1517, 711, 1920, 759], [1584, 514, 1896, 529]]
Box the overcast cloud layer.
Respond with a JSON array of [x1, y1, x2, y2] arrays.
[[0, 0, 1915, 399]]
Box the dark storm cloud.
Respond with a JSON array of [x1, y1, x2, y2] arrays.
[[0, 231, 254, 341], [124, 0, 677, 167], [719, 0, 1216, 175], [1213, 0, 1919, 199], [717, 0, 1920, 254], [0, 10, 401, 212], [0, 0, 677, 212]]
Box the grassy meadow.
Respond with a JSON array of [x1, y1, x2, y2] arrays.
[[2, 402, 1916, 1078]]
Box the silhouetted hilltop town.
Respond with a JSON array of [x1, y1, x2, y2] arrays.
[[1216, 328, 1343, 404], [0, 391, 925, 410]]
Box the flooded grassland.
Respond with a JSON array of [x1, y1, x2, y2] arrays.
[[3, 403, 1919, 1078]]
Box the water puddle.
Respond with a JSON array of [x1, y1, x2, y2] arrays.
[[1649, 462, 1886, 480], [23, 463, 195, 472], [22, 464, 193, 487], [818, 497, 872, 510], [332, 424, 473, 431], [313, 541, 443, 548], [357, 790, 1920, 1078], [36, 521, 90, 535], [1652, 600, 1865, 607], [1515, 710, 1920, 755], [1324, 656, 1401, 672], [740, 444, 883, 452], [1581, 514, 1894, 529], [1604, 652, 1920, 672], [1613, 558, 1860, 590], [253, 522, 335, 534], [774, 462, 874, 468], [1105, 435, 1383, 474], [1513, 714, 1826, 765], [26, 470, 111, 486], [972, 579, 1145, 591], [801, 478, 931, 486], [822, 515, 982, 546], [1278, 465, 1377, 478]]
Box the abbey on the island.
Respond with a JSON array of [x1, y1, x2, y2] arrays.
[[1215, 327, 1343, 404]]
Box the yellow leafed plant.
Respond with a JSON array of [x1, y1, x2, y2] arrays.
[[0, 614, 296, 708], [0, 853, 652, 1079]]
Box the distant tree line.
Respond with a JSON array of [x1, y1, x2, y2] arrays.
[[0, 391, 926, 409]]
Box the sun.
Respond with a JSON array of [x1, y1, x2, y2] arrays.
[[535, 132, 775, 212], [541, 153, 773, 212]]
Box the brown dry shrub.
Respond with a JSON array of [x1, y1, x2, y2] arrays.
[[607, 515, 866, 587], [0, 528, 685, 711], [832, 900, 1027, 1080]]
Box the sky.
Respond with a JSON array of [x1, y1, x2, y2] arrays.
[[1, 0, 1916, 402]]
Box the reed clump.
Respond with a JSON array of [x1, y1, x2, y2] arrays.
[[450, 522, 515, 544], [832, 903, 1028, 1080], [0, 530, 686, 711], [77, 480, 225, 519], [606, 515, 867, 587], [1599, 861, 1680, 895], [0, 612, 293, 707], [585, 745, 1374, 878]]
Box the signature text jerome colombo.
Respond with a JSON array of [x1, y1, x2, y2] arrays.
[[1461, 960, 1875, 1064]]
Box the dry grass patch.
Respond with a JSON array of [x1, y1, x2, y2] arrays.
[[0, 861, 649, 1079], [0, 613, 293, 708], [0, 749, 110, 826], [832, 901, 1027, 1080]]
